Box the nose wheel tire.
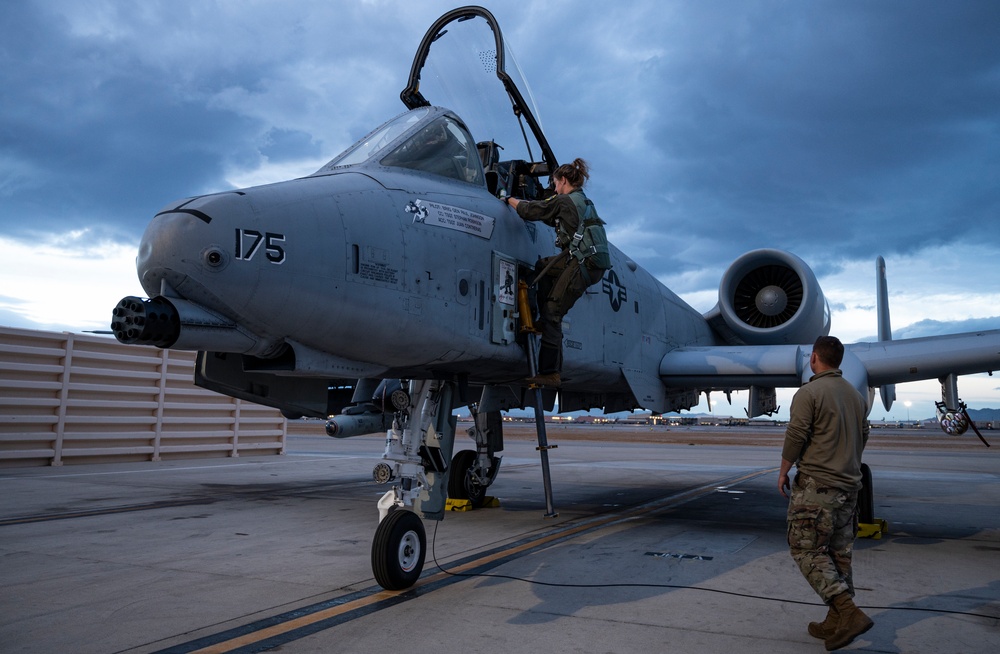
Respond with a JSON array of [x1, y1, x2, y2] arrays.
[[372, 509, 426, 590]]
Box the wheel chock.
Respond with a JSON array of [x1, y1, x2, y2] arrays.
[[446, 497, 500, 511], [858, 519, 888, 539]]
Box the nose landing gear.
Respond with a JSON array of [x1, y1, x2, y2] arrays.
[[370, 379, 456, 590], [366, 380, 521, 589]]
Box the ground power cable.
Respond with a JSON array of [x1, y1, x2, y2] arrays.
[[430, 519, 998, 622]]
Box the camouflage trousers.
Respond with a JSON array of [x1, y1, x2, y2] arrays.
[[787, 473, 859, 603]]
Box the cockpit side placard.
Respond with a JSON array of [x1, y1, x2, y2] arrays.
[[407, 199, 495, 239]]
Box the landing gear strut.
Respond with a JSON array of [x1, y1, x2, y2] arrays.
[[370, 379, 456, 590], [448, 448, 501, 508], [448, 406, 503, 508]]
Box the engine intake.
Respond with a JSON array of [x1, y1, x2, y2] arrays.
[[711, 249, 830, 345]]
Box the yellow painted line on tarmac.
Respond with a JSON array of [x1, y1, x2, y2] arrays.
[[184, 467, 775, 653], [189, 590, 403, 654]]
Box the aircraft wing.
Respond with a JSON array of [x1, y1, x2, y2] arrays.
[[848, 330, 1000, 387], [659, 329, 1000, 406]]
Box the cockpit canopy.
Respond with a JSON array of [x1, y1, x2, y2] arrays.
[[380, 113, 484, 185], [316, 6, 555, 200], [323, 107, 431, 169], [318, 108, 484, 186]]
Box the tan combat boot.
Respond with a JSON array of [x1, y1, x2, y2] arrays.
[[808, 604, 836, 639], [825, 592, 874, 651]]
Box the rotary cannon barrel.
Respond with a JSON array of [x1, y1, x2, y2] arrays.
[[111, 296, 180, 347]]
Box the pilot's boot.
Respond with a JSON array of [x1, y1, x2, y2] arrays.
[[824, 592, 873, 651], [525, 344, 561, 387], [807, 604, 837, 640]]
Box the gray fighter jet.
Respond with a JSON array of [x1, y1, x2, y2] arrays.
[[111, 7, 1000, 589]]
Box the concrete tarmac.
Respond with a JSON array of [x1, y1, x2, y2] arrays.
[[1, 425, 997, 653]]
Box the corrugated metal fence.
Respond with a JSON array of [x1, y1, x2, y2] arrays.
[[0, 326, 286, 467]]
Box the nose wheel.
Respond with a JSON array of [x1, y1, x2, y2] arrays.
[[371, 509, 426, 590]]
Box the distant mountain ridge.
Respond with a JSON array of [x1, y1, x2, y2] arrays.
[[966, 408, 1000, 421]]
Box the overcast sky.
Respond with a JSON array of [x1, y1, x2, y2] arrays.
[[1, 1, 998, 420]]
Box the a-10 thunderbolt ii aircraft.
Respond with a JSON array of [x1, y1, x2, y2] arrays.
[[111, 7, 1000, 589]]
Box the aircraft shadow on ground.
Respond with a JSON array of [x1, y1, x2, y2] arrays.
[[467, 485, 791, 626]]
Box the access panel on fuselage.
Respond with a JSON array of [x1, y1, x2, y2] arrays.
[[341, 189, 405, 291], [491, 252, 518, 345]]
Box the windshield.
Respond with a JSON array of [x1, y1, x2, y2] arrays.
[[380, 114, 484, 185], [400, 8, 556, 175], [319, 107, 431, 170]]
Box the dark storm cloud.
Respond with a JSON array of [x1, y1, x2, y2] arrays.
[[0, 3, 266, 239], [0, 1, 469, 243], [633, 2, 1000, 269], [518, 3, 999, 291]]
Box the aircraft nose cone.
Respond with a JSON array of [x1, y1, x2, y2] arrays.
[[136, 193, 243, 297], [136, 208, 206, 296]]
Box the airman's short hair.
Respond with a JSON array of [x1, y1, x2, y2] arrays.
[[813, 335, 844, 368]]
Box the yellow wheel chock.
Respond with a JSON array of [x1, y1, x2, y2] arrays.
[[446, 497, 500, 511], [858, 519, 888, 539]]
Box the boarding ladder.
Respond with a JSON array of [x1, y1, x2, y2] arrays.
[[517, 278, 558, 518]]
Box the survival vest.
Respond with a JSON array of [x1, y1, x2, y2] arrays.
[[568, 191, 612, 270]]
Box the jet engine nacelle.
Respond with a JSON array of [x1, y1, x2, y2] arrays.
[[712, 249, 831, 346]]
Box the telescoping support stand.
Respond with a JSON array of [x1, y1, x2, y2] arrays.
[[518, 279, 558, 518]]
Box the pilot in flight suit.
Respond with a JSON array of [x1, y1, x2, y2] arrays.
[[506, 158, 607, 387]]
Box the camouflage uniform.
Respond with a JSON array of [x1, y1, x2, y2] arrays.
[[783, 368, 869, 603], [787, 473, 859, 601]]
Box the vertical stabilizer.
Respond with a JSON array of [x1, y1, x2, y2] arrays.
[[876, 256, 896, 411]]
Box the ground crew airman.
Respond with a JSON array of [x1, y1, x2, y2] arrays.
[[779, 335, 874, 650]]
